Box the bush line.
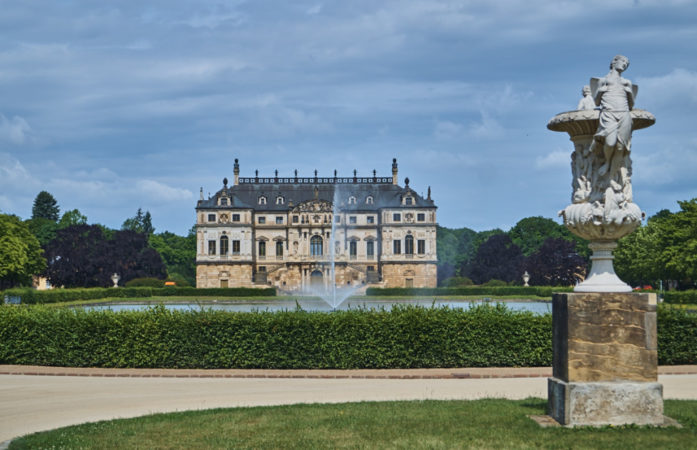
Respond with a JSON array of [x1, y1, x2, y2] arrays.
[[365, 286, 574, 297], [2, 286, 276, 304], [0, 304, 694, 368]]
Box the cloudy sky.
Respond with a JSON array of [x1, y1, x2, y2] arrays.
[[1, 1, 696, 235]]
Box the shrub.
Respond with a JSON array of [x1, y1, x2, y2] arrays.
[[663, 290, 697, 305], [1, 286, 276, 305], [482, 279, 509, 287], [125, 278, 165, 288], [166, 273, 191, 287], [365, 286, 572, 297], [0, 304, 693, 369], [441, 277, 474, 287]]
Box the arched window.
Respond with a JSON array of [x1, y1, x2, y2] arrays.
[[220, 235, 229, 255], [258, 196, 267, 205], [310, 235, 323, 256], [348, 196, 356, 205], [366, 196, 374, 205], [405, 234, 414, 255], [276, 196, 284, 205]]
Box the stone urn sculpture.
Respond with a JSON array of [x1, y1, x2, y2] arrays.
[[548, 55, 655, 292]]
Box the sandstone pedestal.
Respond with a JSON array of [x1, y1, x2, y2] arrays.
[[547, 292, 664, 426]]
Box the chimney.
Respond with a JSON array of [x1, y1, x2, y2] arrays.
[[233, 159, 240, 185], [392, 158, 398, 185]]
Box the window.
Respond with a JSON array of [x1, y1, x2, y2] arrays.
[[367, 240, 374, 258], [276, 241, 283, 258], [232, 214, 240, 222], [418, 239, 426, 254], [349, 240, 357, 259], [232, 240, 240, 254], [276, 216, 283, 225], [310, 235, 323, 256], [208, 214, 216, 222], [367, 216, 375, 224], [417, 213, 425, 222], [258, 196, 267, 205], [348, 196, 356, 205], [220, 235, 229, 255], [393, 239, 401, 255], [258, 241, 266, 257], [405, 197, 413, 205], [366, 196, 374, 205], [258, 266, 266, 272], [221, 198, 229, 206], [334, 216, 341, 224], [258, 216, 266, 224], [293, 215, 299, 224], [393, 213, 401, 222], [208, 240, 216, 255], [405, 235, 414, 255], [276, 196, 284, 205], [349, 216, 357, 224]]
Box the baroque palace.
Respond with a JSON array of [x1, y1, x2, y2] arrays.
[[195, 159, 437, 291]]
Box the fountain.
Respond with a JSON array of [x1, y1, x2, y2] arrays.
[[303, 184, 360, 310]]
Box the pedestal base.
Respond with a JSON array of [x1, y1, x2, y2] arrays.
[[548, 378, 664, 426]]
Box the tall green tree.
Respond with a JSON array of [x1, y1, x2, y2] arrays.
[[122, 208, 155, 236], [0, 214, 46, 289], [58, 209, 88, 228], [31, 191, 60, 222], [149, 228, 196, 285]]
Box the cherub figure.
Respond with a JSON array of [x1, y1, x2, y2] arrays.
[[577, 85, 595, 111]]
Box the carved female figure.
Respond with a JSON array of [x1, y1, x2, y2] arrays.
[[591, 55, 636, 185]]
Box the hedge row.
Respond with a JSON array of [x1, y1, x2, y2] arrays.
[[663, 290, 697, 305], [365, 286, 574, 297], [2, 286, 276, 305], [1, 304, 694, 368]]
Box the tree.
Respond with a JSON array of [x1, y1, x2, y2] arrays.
[[523, 238, 586, 286], [122, 208, 155, 236], [31, 191, 60, 222], [149, 228, 196, 285], [44, 224, 166, 287], [509, 217, 568, 256], [465, 234, 523, 285], [0, 214, 46, 289], [26, 217, 59, 248], [58, 209, 88, 228]]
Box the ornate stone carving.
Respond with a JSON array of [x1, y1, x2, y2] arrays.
[[548, 56, 655, 292], [292, 199, 333, 213]]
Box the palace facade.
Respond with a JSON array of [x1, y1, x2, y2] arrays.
[[195, 159, 437, 291]]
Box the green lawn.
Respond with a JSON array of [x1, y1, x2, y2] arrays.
[[9, 399, 697, 449]]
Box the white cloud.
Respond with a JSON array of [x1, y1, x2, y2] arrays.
[[535, 150, 569, 170], [468, 112, 505, 139], [134, 180, 193, 202], [637, 68, 697, 107], [306, 3, 323, 15], [0, 114, 33, 144]]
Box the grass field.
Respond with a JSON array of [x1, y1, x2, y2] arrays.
[[8, 399, 697, 449]]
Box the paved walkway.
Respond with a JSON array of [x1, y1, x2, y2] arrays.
[[1, 365, 696, 443]]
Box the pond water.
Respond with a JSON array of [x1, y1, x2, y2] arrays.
[[84, 299, 552, 315]]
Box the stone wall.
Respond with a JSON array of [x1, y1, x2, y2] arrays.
[[196, 264, 253, 288], [381, 263, 437, 288]]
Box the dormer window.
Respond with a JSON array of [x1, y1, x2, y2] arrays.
[[220, 197, 229, 206], [405, 197, 413, 205], [276, 196, 284, 205], [348, 196, 357, 205], [366, 196, 374, 205], [258, 196, 267, 205]]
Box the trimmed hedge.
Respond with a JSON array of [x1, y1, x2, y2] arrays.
[[0, 304, 694, 369], [365, 286, 574, 297], [2, 286, 276, 305], [663, 290, 697, 305]]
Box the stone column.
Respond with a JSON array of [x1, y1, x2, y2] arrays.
[[548, 292, 663, 426]]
